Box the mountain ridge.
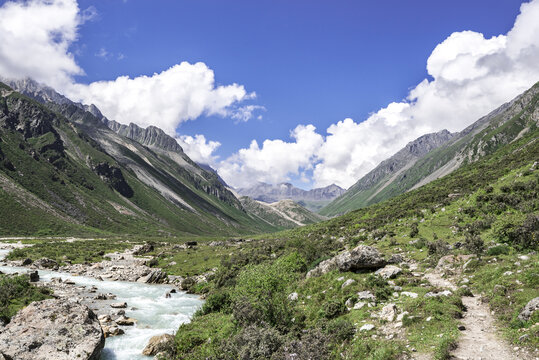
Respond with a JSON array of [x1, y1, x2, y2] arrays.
[[321, 81, 539, 216]]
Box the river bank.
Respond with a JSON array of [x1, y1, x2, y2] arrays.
[[0, 242, 204, 359]]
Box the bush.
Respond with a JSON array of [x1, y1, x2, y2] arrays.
[[323, 318, 356, 342], [409, 222, 419, 238], [277, 329, 330, 360], [321, 299, 346, 319], [486, 244, 511, 256], [497, 215, 539, 250], [200, 291, 232, 315], [427, 239, 450, 257], [221, 324, 284, 360], [365, 274, 391, 301], [464, 232, 485, 258], [231, 253, 305, 330], [0, 275, 51, 322]]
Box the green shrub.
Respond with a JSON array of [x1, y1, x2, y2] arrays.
[[232, 253, 305, 330], [0, 275, 51, 322], [200, 291, 232, 315], [321, 299, 346, 319], [486, 244, 511, 256], [365, 274, 391, 301]]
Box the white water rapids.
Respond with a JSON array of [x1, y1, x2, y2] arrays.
[[0, 249, 203, 359]]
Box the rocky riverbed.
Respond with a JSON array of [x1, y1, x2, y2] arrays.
[[0, 242, 204, 360]]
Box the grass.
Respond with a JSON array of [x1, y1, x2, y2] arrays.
[[0, 274, 52, 322]]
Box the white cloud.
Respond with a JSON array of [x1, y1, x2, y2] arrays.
[[65, 62, 253, 134], [219, 0, 539, 189], [176, 134, 221, 165], [0, 0, 257, 135], [230, 105, 266, 123], [217, 125, 324, 188], [0, 0, 83, 90]]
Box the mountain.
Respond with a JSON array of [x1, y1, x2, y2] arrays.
[[0, 80, 281, 236], [237, 182, 345, 212], [320, 130, 454, 215], [239, 197, 326, 228], [321, 81, 539, 216]]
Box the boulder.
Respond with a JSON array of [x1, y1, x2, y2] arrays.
[[21, 258, 33, 266], [518, 297, 539, 322], [306, 245, 386, 277], [110, 302, 127, 309], [388, 254, 404, 264], [115, 316, 136, 326], [137, 269, 167, 284], [142, 333, 175, 356], [132, 243, 154, 255], [375, 265, 402, 279], [357, 291, 376, 301], [102, 325, 124, 338], [33, 258, 58, 269], [379, 303, 397, 322], [0, 299, 104, 360], [28, 270, 39, 282]]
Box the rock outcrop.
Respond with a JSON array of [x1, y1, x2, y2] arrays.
[[518, 297, 539, 322], [0, 299, 104, 360], [307, 245, 386, 278]]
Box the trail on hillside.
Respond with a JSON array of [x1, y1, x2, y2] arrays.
[[451, 295, 531, 360], [422, 267, 534, 360]]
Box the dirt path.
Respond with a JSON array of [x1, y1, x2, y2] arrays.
[[451, 295, 533, 360], [421, 267, 534, 360]]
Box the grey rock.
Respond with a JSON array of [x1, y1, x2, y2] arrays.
[[0, 299, 104, 360], [425, 290, 452, 298], [518, 297, 539, 322], [142, 333, 175, 356], [307, 245, 386, 277], [33, 258, 58, 269], [137, 269, 167, 284], [375, 265, 402, 279], [110, 302, 127, 309]]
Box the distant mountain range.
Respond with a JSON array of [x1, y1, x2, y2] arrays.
[[237, 182, 346, 212], [239, 197, 326, 228], [321, 82, 539, 216], [0, 78, 321, 236]]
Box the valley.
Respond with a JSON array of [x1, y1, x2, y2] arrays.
[[0, 58, 537, 360]]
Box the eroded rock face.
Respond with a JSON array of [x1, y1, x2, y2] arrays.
[[0, 299, 104, 360], [306, 245, 386, 278]]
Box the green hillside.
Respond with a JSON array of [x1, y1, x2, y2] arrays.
[[166, 107, 538, 359], [321, 81, 539, 216], [0, 83, 279, 236]]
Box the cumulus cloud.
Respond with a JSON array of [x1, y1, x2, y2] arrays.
[[219, 0, 539, 189], [0, 0, 83, 90], [0, 0, 258, 135], [176, 134, 221, 165], [66, 62, 253, 134], [218, 125, 324, 188]]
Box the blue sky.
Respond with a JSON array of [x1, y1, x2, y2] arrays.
[[1, 0, 538, 189], [74, 0, 523, 154]]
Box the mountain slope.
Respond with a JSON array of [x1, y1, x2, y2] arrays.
[[237, 182, 345, 212], [239, 197, 326, 229], [0, 82, 279, 236], [322, 81, 539, 216]]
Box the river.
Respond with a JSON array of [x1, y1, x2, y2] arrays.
[[0, 248, 203, 359]]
